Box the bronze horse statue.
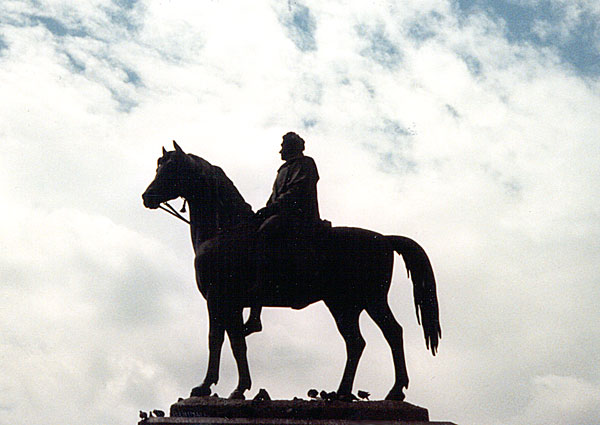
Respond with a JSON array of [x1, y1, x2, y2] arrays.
[[142, 141, 441, 401]]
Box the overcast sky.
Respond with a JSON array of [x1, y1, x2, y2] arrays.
[[1, 1, 599, 424]]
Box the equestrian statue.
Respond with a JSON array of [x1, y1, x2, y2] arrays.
[[141, 135, 441, 402]]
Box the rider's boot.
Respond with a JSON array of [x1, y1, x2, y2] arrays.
[[243, 306, 262, 336]]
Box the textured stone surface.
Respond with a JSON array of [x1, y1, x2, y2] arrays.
[[169, 397, 429, 421], [143, 419, 457, 425]]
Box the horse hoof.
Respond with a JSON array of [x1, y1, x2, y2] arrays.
[[228, 389, 246, 400], [384, 390, 405, 401], [191, 385, 212, 397], [338, 393, 358, 402]]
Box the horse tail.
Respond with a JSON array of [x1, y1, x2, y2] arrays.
[[387, 236, 441, 355]]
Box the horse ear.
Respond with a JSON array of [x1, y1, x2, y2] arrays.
[[162, 146, 167, 155], [173, 140, 185, 155]]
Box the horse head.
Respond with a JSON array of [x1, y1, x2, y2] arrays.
[[142, 140, 194, 209]]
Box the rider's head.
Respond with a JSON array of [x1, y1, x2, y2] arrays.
[[280, 132, 305, 161]]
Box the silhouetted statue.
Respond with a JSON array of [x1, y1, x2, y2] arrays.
[[245, 132, 323, 336], [142, 138, 441, 402]]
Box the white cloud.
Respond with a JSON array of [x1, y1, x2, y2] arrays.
[[506, 375, 600, 425], [1, 1, 599, 424], [0, 205, 204, 424]]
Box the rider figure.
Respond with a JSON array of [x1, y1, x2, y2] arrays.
[[243, 132, 321, 336]]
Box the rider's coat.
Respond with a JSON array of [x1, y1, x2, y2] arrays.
[[265, 155, 320, 223]]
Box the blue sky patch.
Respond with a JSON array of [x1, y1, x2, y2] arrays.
[[556, 14, 600, 77], [407, 21, 437, 44], [480, 161, 523, 197], [297, 74, 323, 104], [460, 53, 483, 76], [357, 24, 402, 69], [445, 104, 460, 119], [406, 11, 445, 45], [64, 52, 86, 73], [361, 79, 376, 98], [456, 0, 600, 76], [282, 4, 317, 52], [382, 118, 414, 138], [0, 36, 7, 55], [105, 6, 140, 33], [363, 119, 417, 174], [123, 67, 142, 87], [302, 118, 318, 129], [32, 15, 88, 38], [112, 0, 138, 10], [110, 88, 138, 113], [378, 151, 417, 174], [503, 179, 523, 197]]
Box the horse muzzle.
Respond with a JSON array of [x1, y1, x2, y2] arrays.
[[142, 192, 161, 209]]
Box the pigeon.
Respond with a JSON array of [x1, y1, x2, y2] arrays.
[[139, 411, 148, 420], [153, 410, 165, 417], [307, 389, 318, 399], [320, 391, 338, 401], [357, 390, 370, 400], [253, 388, 271, 401]]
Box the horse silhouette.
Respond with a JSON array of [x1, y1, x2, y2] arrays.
[[142, 141, 441, 401]]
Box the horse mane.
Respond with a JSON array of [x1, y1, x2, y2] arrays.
[[187, 154, 255, 228]]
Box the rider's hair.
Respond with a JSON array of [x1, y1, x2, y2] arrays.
[[282, 132, 305, 152]]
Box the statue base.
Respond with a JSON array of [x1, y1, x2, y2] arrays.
[[140, 397, 456, 425]]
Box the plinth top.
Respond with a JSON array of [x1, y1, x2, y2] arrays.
[[170, 397, 430, 422]]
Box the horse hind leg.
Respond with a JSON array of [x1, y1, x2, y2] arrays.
[[326, 303, 365, 399], [225, 308, 252, 399], [365, 299, 409, 401]]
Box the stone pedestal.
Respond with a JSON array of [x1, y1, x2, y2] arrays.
[[140, 397, 456, 425]]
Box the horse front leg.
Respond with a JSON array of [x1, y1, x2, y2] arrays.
[[191, 305, 225, 397], [225, 308, 252, 399]]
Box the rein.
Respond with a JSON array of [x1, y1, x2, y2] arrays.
[[159, 201, 190, 225]]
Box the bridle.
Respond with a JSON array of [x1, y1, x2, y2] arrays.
[[158, 200, 190, 225]]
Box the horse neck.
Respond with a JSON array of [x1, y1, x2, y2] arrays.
[[183, 175, 254, 251], [187, 198, 217, 253]]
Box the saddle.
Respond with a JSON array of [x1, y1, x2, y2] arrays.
[[253, 219, 332, 309]]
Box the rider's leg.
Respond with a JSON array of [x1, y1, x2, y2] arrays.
[[243, 215, 280, 336]]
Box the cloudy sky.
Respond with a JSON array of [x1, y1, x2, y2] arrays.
[[1, 0, 599, 424]]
